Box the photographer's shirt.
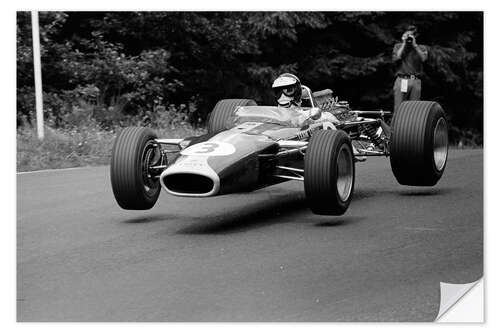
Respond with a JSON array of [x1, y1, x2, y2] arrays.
[[392, 43, 428, 76]]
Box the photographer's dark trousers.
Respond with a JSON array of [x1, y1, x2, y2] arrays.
[[393, 76, 421, 113]]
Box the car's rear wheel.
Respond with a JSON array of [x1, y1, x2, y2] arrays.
[[304, 130, 355, 215], [110, 127, 162, 210], [207, 99, 257, 134], [390, 101, 449, 186]]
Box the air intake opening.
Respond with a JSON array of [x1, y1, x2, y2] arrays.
[[164, 173, 215, 194]]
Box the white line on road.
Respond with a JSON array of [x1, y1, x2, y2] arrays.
[[17, 166, 104, 175]]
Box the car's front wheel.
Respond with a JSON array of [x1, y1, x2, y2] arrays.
[[110, 127, 162, 210], [304, 130, 355, 215]]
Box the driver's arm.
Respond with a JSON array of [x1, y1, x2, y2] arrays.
[[315, 111, 340, 125]]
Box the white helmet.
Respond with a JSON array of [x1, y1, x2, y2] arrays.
[[272, 73, 302, 107]]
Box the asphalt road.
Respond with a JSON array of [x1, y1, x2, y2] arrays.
[[17, 149, 483, 321]]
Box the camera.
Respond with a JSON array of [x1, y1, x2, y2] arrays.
[[406, 35, 414, 44]]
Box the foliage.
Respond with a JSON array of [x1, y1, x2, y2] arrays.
[[17, 119, 204, 172], [17, 11, 483, 142], [17, 123, 116, 171]]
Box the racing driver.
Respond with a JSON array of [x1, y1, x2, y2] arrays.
[[272, 73, 339, 126]]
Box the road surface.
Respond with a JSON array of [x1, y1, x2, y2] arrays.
[[17, 149, 483, 321]]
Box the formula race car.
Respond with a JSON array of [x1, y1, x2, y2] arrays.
[[110, 86, 448, 215]]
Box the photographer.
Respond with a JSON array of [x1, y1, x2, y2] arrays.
[[392, 25, 428, 113]]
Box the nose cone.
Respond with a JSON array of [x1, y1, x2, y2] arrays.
[[160, 156, 220, 197], [161, 123, 279, 197]]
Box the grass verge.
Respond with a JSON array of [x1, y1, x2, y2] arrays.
[[17, 124, 205, 172]]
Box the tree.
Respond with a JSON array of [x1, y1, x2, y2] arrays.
[[16, 11, 483, 144]]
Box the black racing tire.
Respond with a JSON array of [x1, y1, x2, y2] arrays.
[[390, 101, 449, 186], [110, 127, 161, 210], [304, 130, 355, 215], [207, 99, 257, 134]]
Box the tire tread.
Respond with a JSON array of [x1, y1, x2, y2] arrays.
[[390, 101, 447, 186], [110, 127, 160, 210], [304, 130, 355, 215]]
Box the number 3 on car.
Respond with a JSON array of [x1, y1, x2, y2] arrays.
[[181, 141, 236, 156]]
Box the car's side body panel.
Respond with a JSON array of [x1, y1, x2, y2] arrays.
[[159, 115, 305, 197]]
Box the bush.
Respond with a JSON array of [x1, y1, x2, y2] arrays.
[[59, 36, 183, 118]]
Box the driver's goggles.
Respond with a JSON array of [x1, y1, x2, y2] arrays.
[[273, 85, 296, 98]]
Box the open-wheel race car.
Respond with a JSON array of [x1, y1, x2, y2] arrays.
[[110, 86, 448, 215]]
